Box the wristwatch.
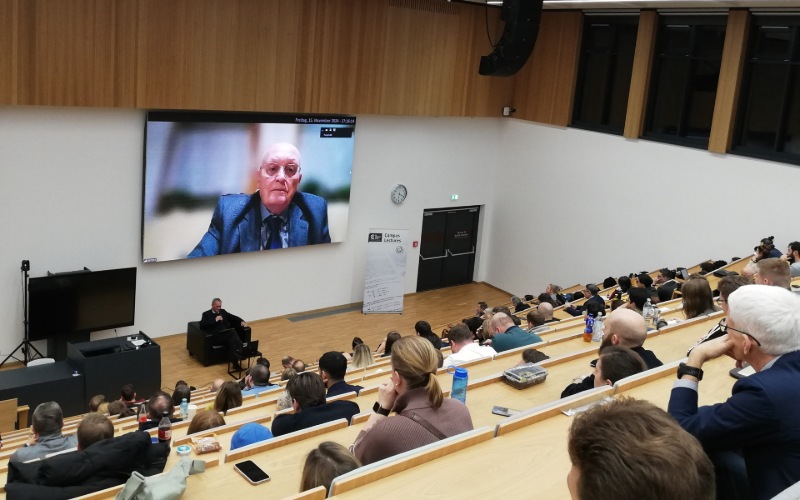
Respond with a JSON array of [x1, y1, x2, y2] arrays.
[[677, 362, 704, 381], [372, 402, 391, 416]]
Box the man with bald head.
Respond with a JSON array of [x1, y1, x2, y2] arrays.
[[561, 308, 663, 398], [188, 142, 331, 257], [537, 302, 559, 323], [488, 313, 542, 353]]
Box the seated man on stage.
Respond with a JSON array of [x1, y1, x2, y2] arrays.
[[199, 297, 249, 369]]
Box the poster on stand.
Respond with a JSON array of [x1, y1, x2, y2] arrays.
[[362, 229, 409, 314]]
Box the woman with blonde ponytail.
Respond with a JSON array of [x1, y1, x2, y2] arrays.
[[351, 336, 473, 465]]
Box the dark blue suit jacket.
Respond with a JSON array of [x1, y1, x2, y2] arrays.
[[188, 191, 330, 257], [668, 350, 800, 500]]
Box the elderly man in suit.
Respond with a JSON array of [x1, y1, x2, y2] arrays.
[[668, 285, 800, 500], [188, 142, 330, 257]]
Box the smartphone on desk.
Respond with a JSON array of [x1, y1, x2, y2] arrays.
[[492, 406, 518, 417], [234, 460, 271, 485]]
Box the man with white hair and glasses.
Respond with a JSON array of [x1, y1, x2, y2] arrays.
[[668, 285, 800, 500]]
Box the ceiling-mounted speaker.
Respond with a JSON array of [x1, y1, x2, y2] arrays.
[[479, 0, 543, 77]]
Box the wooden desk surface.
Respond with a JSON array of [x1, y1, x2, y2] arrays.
[[331, 354, 737, 500], [183, 423, 365, 499]]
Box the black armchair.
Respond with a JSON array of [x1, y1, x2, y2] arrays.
[[186, 322, 251, 367]]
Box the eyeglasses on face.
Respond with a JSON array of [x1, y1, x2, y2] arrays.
[[718, 319, 761, 347], [260, 163, 300, 178]]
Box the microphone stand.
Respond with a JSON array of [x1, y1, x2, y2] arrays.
[[1, 261, 43, 367]]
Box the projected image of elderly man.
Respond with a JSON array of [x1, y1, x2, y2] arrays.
[[188, 142, 331, 257]]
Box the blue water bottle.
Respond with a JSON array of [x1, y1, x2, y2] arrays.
[[451, 367, 468, 404]]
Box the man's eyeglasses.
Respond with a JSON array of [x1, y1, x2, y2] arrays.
[[718, 319, 761, 346], [261, 163, 300, 178]]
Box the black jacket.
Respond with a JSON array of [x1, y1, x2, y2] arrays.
[[6, 431, 168, 500]]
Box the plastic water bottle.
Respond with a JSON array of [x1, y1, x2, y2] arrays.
[[583, 313, 595, 342], [180, 398, 189, 420], [643, 298, 653, 321], [158, 410, 172, 445], [451, 367, 468, 404], [592, 313, 604, 342], [137, 402, 148, 424]]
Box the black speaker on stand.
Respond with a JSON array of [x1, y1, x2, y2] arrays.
[[479, 0, 543, 77]]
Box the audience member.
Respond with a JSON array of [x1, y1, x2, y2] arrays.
[[172, 382, 191, 406], [591, 346, 647, 387], [565, 284, 603, 317], [610, 298, 625, 311], [243, 363, 279, 396], [492, 305, 522, 326], [487, 313, 542, 353], [187, 410, 226, 435], [626, 287, 650, 314], [301, 441, 361, 494], [782, 241, 800, 277], [214, 381, 243, 415], [511, 296, 527, 313], [381, 331, 401, 358], [351, 344, 375, 369], [5, 429, 168, 498], [10, 402, 78, 463], [520, 347, 549, 364], [88, 394, 106, 413], [754, 257, 791, 289], [637, 273, 660, 303], [687, 275, 750, 354], [681, 277, 720, 319], [668, 285, 800, 499], [525, 310, 549, 334], [139, 391, 181, 431], [443, 324, 496, 368], [537, 302, 559, 323], [561, 308, 662, 398], [293, 359, 307, 373], [752, 236, 782, 261], [231, 422, 273, 450], [77, 413, 114, 450], [209, 378, 225, 393], [414, 320, 443, 349], [741, 260, 759, 282], [272, 372, 359, 437], [475, 301, 489, 317], [282, 356, 295, 369], [276, 368, 298, 411], [120, 384, 145, 408], [601, 277, 617, 289], [545, 284, 565, 305], [106, 400, 134, 419], [352, 336, 473, 465], [567, 397, 714, 500], [319, 351, 363, 397]]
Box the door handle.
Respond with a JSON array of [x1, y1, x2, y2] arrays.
[[419, 252, 447, 261], [446, 247, 475, 257]]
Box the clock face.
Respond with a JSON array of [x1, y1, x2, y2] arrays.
[[391, 184, 407, 205]]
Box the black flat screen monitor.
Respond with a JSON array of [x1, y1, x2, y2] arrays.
[[28, 268, 137, 341]]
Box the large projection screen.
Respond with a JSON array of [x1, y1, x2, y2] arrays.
[[142, 111, 356, 263]]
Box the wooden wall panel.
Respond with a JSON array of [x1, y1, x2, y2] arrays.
[[14, 0, 136, 107], [295, 0, 388, 114], [709, 10, 750, 154], [135, 0, 302, 111], [512, 11, 583, 126], [0, 1, 14, 104], [379, 0, 464, 116], [624, 10, 658, 139]]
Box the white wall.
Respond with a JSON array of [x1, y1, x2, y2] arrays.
[[488, 119, 800, 296], [0, 107, 500, 356]]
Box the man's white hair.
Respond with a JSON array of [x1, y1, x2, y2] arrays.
[[728, 285, 800, 355]]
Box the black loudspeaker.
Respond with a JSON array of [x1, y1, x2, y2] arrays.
[[479, 0, 543, 77]]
